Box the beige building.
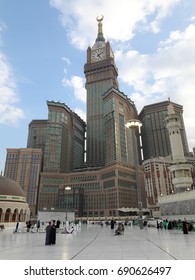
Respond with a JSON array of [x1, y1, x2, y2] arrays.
[[39, 163, 145, 219], [0, 176, 30, 224], [143, 155, 195, 215], [4, 148, 42, 216]]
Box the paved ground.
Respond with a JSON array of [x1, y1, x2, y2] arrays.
[[0, 224, 195, 260]]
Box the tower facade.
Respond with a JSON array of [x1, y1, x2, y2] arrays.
[[43, 101, 86, 173], [139, 101, 189, 160], [84, 16, 119, 166], [103, 87, 139, 167], [27, 120, 47, 151], [165, 102, 193, 192]]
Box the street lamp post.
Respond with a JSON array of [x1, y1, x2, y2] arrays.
[[125, 119, 143, 229], [64, 186, 71, 221]]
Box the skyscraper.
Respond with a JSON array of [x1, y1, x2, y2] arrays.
[[139, 100, 189, 160], [27, 120, 47, 152], [28, 101, 86, 173], [43, 101, 86, 172], [38, 16, 145, 217], [84, 16, 119, 166], [5, 17, 146, 218]]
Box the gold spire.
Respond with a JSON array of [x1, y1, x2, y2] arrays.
[[96, 15, 105, 42]]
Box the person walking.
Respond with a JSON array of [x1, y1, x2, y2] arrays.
[[45, 222, 52, 245], [37, 220, 40, 232], [14, 221, 19, 233], [110, 218, 115, 229], [50, 220, 56, 245], [182, 218, 188, 234]]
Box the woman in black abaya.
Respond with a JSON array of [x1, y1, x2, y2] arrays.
[[50, 221, 56, 245], [45, 222, 52, 245]]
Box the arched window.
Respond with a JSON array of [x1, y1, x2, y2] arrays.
[[4, 208, 11, 222], [12, 209, 18, 222], [0, 208, 3, 222]]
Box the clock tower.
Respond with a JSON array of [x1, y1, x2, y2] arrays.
[[84, 16, 118, 165]]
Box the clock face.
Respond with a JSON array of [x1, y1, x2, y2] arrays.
[[91, 49, 106, 62], [92, 41, 105, 49], [95, 41, 105, 48]]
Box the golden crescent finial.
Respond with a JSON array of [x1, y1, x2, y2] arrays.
[[96, 15, 104, 22]]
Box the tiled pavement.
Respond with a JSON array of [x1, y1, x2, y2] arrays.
[[0, 223, 195, 260]]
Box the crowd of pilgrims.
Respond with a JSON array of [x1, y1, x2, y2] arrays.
[[156, 218, 192, 234], [14, 217, 193, 240]]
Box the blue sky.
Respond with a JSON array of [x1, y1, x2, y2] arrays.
[[1, 0, 195, 172]]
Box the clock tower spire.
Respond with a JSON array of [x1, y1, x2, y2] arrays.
[[96, 15, 105, 42]]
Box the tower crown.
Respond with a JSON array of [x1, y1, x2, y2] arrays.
[[96, 15, 105, 42]]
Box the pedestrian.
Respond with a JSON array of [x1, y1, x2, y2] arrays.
[[50, 220, 56, 245], [163, 219, 168, 229], [37, 220, 40, 232], [56, 219, 61, 229], [110, 218, 115, 229], [45, 221, 52, 245], [26, 220, 32, 232], [14, 220, 19, 233], [182, 218, 188, 234]]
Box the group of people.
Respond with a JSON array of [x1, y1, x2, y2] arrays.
[[45, 219, 76, 245], [156, 218, 192, 234], [110, 219, 125, 235], [114, 222, 125, 235]]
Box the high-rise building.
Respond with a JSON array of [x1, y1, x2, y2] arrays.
[[37, 17, 146, 218], [4, 17, 146, 219], [143, 103, 195, 217], [84, 16, 119, 166], [103, 87, 138, 167], [139, 100, 189, 160], [28, 101, 86, 173], [27, 120, 47, 151], [43, 101, 86, 172], [4, 148, 42, 216]]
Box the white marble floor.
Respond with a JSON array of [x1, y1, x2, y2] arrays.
[[0, 224, 195, 260]]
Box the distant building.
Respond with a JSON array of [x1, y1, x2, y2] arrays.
[[0, 176, 30, 223], [139, 101, 189, 161], [143, 102, 195, 217], [165, 103, 193, 192], [143, 156, 173, 206], [27, 120, 47, 151], [4, 148, 42, 216], [43, 101, 86, 173]]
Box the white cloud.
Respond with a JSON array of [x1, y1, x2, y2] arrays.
[[116, 23, 195, 150], [62, 71, 86, 103], [0, 52, 24, 125], [62, 56, 71, 65], [50, 0, 180, 49]]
